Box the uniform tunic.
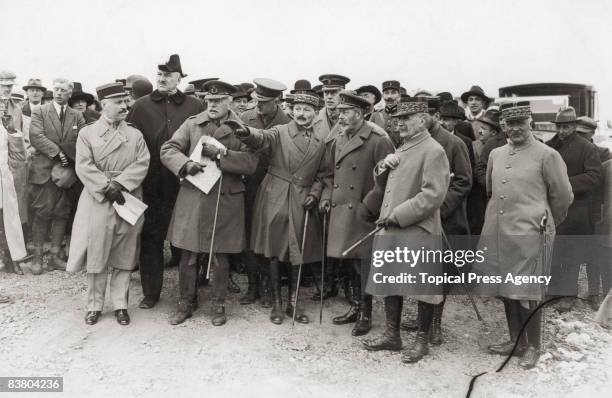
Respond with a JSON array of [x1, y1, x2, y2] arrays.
[[245, 120, 326, 265], [476, 135, 573, 300], [161, 111, 258, 253], [67, 117, 150, 273]]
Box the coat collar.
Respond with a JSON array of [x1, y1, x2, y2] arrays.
[[192, 109, 241, 140], [150, 89, 186, 105], [335, 121, 373, 164], [398, 130, 431, 151], [547, 131, 577, 150]]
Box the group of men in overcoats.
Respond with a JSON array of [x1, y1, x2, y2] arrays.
[[1, 53, 610, 370]]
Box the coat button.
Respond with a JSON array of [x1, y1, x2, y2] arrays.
[[220, 191, 225, 196], [336, 165, 340, 170], [499, 210, 504, 214], [386, 189, 391, 193], [349, 185, 354, 189], [352, 165, 357, 170], [332, 203, 336, 208], [505, 165, 511, 169], [333, 184, 339, 189], [384, 203, 389, 207], [348, 204, 353, 209], [502, 179, 507, 184]]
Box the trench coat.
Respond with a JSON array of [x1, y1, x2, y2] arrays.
[[363, 130, 450, 304], [475, 135, 573, 300], [161, 111, 258, 253], [67, 118, 150, 273], [240, 106, 291, 237], [429, 122, 472, 235], [321, 121, 394, 259], [0, 125, 27, 261], [126, 90, 204, 241], [245, 120, 326, 264], [312, 108, 337, 143]]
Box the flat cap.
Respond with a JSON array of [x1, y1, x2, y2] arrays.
[[96, 82, 129, 100], [202, 80, 237, 99], [251, 78, 287, 102], [337, 90, 372, 110], [319, 74, 350, 90]]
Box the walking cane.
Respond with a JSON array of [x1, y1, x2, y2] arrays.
[[539, 213, 548, 348], [206, 173, 223, 279], [293, 210, 310, 326], [341, 225, 384, 257], [320, 212, 327, 324]]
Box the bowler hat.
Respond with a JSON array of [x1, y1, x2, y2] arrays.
[[132, 79, 153, 99], [319, 74, 350, 90], [439, 101, 466, 120], [69, 82, 95, 106], [202, 80, 237, 99], [158, 54, 187, 78], [23, 78, 46, 92], [460, 85, 491, 104], [126, 75, 149, 89], [552, 106, 577, 124], [251, 78, 287, 102], [356, 85, 382, 105], [576, 116, 598, 133], [478, 109, 501, 130], [290, 79, 312, 94]]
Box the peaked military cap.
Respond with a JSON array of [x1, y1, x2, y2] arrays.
[[391, 97, 429, 117], [251, 78, 287, 102], [500, 101, 532, 121], [319, 74, 350, 90], [96, 82, 129, 100], [189, 78, 219, 93], [337, 90, 371, 110], [202, 80, 237, 99], [382, 80, 401, 91]]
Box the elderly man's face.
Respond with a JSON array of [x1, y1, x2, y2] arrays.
[[397, 113, 424, 139], [53, 82, 72, 105], [0, 85, 12, 97], [556, 122, 576, 140], [323, 88, 341, 110], [256, 99, 277, 116], [467, 95, 485, 115], [206, 97, 231, 120], [156, 71, 180, 94], [440, 116, 460, 132], [383, 89, 400, 106], [293, 103, 316, 127], [27, 88, 44, 104], [338, 107, 362, 133], [71, 99, 88, 113], [231, 97, 248, 114], [505, 118, 532, 146], [102, 96, 129, 122]]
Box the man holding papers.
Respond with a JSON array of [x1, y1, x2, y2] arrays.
[[161, 80, 258, 326], [68, 82, 150, 326]]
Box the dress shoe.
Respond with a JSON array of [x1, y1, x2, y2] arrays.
[[352, 311, 372, 336], [138, 297, 158, 309], [212, 305, 227, 326], [169, 303, 192, 325], [362, 328, 402, 351], [85, 311, 101, 325], [285, 304, 309, 324], [487, 340, 526, 356], [332, 305, 359, 325], [401, 332, 429, 363], [115, 309, 130, 326], [518, 346, 540, 369]]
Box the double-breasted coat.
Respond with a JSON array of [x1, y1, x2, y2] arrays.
[[321, 121, 395, 259], [160, 111, 258, 253], [476, 135, 573, 300], [67, 118, 150, 273], [363, 130, 450, 304], [244, 120, 326, 265]]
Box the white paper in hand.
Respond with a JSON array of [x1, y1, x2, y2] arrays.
[[113, 192, 148, 226], [185, 136, 226, 194]]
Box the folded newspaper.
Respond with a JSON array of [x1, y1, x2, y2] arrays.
[[113, 192, 148, 226], [185, 135, 226, 194]]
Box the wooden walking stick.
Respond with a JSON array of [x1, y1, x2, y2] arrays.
[[292, 210, 310, 326], [206, 173, 223, 279], [319, 212, 327, 324]]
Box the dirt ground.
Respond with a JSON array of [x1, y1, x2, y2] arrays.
[[1, 263, 611, 398]]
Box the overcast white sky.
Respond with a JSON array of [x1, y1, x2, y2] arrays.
[[3, 0, 612, 121]]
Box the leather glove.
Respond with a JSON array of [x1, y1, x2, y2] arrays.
[[103, 181, 125, 205], [319, 199, 331, 214], [58, 151, 69, 167], [201, 143, 221, 160], [183, 161, 205, 176], [376, 215, 400, 229], [223, 120, 250, 138], [302, 194, 318, 210], [357, 203, 377, 222]]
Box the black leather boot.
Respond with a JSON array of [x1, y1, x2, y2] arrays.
[[212, 303, 227, 326], [400, 310, 419, 331], [519, 304, 541, 369], [402, 301, 434, 364], [332, 266, 359, 325], [362, 296, 402, 351], [240, 260, 260, 305], [430, 300, 444, 345], [488, 299, 526, 356], [269, 259, 284, 325], [352, 294, 372, 336], [169, 301, 192, 325], [312, 257, 338, 301], [285, 264, 309, 324]]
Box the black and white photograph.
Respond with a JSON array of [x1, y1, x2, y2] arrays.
[[0, 0, 611, 397]]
